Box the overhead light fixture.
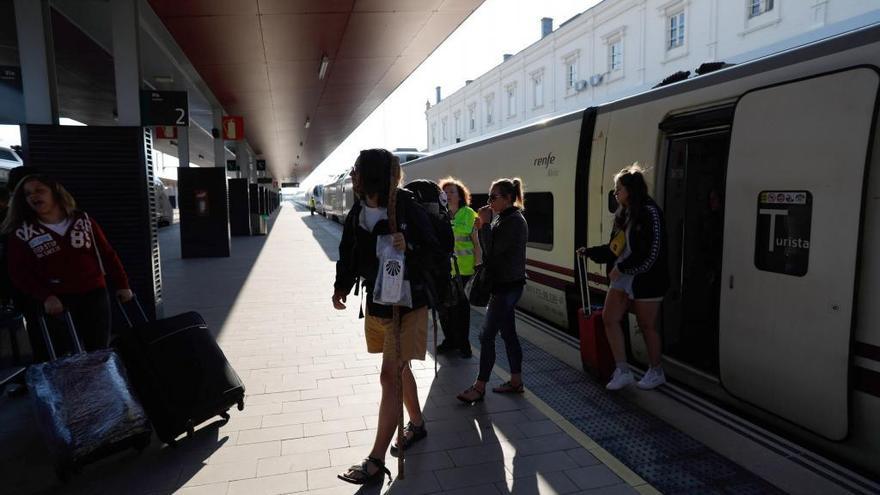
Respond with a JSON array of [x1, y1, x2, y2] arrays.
[[154, 75, 174, 84], [318, 55, 329, 80], [304, 117, 310, 129]]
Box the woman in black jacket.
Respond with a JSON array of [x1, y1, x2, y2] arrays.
[[457, 177, 528, 402], [579, 164, 669, 391]]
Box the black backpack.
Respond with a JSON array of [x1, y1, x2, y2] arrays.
[[403, 180, 456, 308]]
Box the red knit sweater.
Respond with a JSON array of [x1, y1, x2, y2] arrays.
[[7, 211, 129, 302]]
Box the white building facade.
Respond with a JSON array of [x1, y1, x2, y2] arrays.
[[426, 0, 880, 151]]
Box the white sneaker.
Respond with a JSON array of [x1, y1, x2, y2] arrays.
[[637, 367, 666, 390], [605, 368, 635, 391]]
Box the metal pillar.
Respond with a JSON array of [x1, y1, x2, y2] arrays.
[[112, 0, 142, 126], [13, 0, 58, 124], [213, 107, 225, 168], [177, 125, 190, 168]]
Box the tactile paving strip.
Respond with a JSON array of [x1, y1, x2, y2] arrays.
[[468, 318, 785, 494]]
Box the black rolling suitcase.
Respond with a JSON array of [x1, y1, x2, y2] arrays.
[[26, 311, 151, 481], [113, 298, 245, 446]]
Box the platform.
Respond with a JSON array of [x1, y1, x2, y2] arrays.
[[0, 203, 873, 494]]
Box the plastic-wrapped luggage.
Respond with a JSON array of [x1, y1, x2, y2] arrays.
[[26, 312, 151, 480], [114, 298, 245, 446]]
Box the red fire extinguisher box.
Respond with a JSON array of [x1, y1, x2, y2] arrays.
[[178, 168, 230, 258]]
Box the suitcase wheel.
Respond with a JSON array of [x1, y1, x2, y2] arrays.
[[186, 420, 195, 440], [220, 411, 230, 422], [237, 399, 244, 411]]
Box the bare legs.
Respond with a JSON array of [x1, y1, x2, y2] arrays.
[[602, 289, 663, 367]]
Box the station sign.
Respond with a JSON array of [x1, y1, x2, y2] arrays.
[[256, 159, 266, 171], [155, 126, 178, 139], [754, 190, 812, 277], [222, 115, 244, 140], [282, 182, 299, 188], [256, 178, 273, 184], [0, 65, 24, 124], [226, 159, 239, 171], [140, 90, 188, 127]]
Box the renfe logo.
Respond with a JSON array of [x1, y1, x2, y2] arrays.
[[533, 152, 556, 169]]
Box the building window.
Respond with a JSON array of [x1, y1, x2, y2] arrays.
[[441, 117, 448, 142], [485, 94, 494, 125], [468, 103, 476, 131], [531, 71, 544, 108], [749, 0, 773, 18], [431, 122, 436, 146], [566, 61, 577, 89], [506, 84, 516, 118], [453, 111, 461, 140], [609, 39, 623, 72], [668, 11, 685, 49]]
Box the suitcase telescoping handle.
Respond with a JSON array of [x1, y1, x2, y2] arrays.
[[577, 253, 592, 316], [38, 311, 84, 361], [115, 293, 149, 328]]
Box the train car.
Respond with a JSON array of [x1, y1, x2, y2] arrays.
[[402, 23, 880, 477]]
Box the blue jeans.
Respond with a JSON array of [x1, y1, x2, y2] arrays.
[[477, 286, 524, 382]]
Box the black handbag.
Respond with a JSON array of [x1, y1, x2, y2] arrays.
[[465, 264, 491, 307]]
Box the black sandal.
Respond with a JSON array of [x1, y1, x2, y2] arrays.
[[457, 385, 485, 403], [337, 456, 391, 485], [390, 421, 428, 456]]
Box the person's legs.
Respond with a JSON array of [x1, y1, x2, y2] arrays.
[[369, 358, 402, 467], [602, 289, 634, 390], [633, 299, 666, 390], [401, 363, 423, 429], [602, 289, 630, 363], [496, 287, 524, 387], [455, 275, 473, 355], [476, 293, 505, 385], [63, 289, 111, 352], [632, 300, 662, 366]]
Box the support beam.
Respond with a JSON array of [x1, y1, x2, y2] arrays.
[[177, 125, 190, 168], [213, 108, 225, 168], [112, 0, 142, 126], [13, 0, 58, 124]]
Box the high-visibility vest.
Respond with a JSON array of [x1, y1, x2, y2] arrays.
[[451, 206, 478, 276]]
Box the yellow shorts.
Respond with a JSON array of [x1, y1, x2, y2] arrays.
[[364, 306, 428, 361]]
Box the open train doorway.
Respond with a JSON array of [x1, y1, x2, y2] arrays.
[[660, 108, 733, 376]]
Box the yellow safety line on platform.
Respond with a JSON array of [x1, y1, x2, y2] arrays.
[[460, 341, 661, 495]]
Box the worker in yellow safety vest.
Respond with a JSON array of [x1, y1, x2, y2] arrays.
[[308, 195, 316, 215], [438, 177, 481, 358]]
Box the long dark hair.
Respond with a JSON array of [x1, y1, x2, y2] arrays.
[[490, 177, 525, 210], [613, 164, 650, 230], [352, 149, 402, 207], [2, 174, 78, 234]]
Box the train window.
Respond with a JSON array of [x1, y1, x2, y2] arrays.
[[470, 192, 554, 250]]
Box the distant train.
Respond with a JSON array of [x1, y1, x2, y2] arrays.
[[322, 149, 429, 222], [402, 23, 880, 477]]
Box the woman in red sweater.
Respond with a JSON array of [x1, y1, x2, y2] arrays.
[[2, 174, 132, 359]]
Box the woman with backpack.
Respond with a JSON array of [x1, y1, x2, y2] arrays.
[[578, 164, 669, 391], [437, 177, 481, 358], [333, 149, 443, 484], [457, 177, 528, 402], [3, 174, 133, 360]]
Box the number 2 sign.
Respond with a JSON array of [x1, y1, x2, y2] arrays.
[[140, 90, 189, 127]]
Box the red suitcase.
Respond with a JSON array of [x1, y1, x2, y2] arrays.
[[577, 254, 615, 382]]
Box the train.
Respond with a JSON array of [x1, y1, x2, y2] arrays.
[[401, 23, 880, 478], [320, 149, 430, 222]]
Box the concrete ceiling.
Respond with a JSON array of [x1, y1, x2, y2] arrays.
[[147, 0, 483, 179]]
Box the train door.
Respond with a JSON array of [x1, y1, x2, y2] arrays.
[[719, 67, 879, 440], [661, 107, 733, 376]]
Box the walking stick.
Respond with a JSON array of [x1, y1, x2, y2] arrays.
[[387, 169, 406, 480]]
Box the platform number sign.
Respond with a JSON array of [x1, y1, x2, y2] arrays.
[[139, 90, 188, 127], [754, 191, 812, 276], [256, 159, 266, 171], [226, 159, 239, 172]]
